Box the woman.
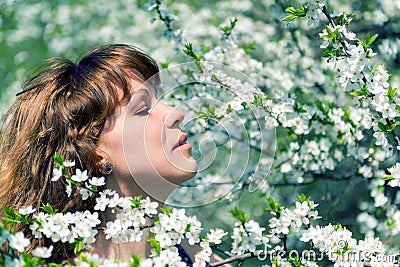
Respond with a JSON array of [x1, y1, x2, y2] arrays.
[[0, 44, 198, 263]]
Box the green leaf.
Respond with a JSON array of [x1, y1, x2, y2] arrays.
[[333, 224, 343, 231], [40, 203, 57, 215], [53, 153, 64, 166], [130, 255, 141, 267], [298, 194, 309, 202], [73, 237, 84, 255], [226, 104, 232, 114], [388, 86, 397, 101], [251, 94, 264, 106], [322, 49, 345, 60], [183, 43, 202, 62], [358, 33, 379, 50], [377, 121, 396, 132], [282, 6, 307, 23], [208, 105, 215, 116], [378, 122, 386, 132], [147, 237, 161, 255], [185, 223, 191, 233], [131, 195, 142, 208], [230, 207, 248, 224], [160, 62, 169, 69], [221, 17, 238, 37], [333, 12, 355, 25], [382, 175, 393, 181], [160, 207, 173, 216], [350, 86, 367, 97], [385, 218, 395, 228], [241, 41, 255, 53], [365, 32, 378, 47], [266, 197, 283, 215], [1, 207, 30, 227]]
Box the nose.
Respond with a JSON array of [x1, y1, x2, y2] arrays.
[[159, 102, 185, 129]]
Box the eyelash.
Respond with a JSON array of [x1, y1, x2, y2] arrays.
[[135, 104, 152, 116]]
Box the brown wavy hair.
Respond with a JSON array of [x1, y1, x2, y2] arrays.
[[0, 44, 159, 262]]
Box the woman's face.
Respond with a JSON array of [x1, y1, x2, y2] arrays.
[[99, 75, 198, 190]]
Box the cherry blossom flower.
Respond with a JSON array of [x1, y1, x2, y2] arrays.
[[32, 245, 53, 258], [71, 168, 89, 183], [8, 231, 30, 252]]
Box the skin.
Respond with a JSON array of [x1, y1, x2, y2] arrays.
[[92, 73, 229, 265], [98, 74, 198, 201], [92, 73, 198, 260]]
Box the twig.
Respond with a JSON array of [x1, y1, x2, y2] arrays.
[[320, 4, 400, 151], [321, 5, 350, 56], [0, 249, 19, 260], [208, 251, 259, 266]]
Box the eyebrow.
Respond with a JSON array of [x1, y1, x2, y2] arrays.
[[128, 88, 150, 105]]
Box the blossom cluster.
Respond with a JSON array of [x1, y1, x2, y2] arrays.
[[302, 2, 400, 187], [0, 191, 396, 266], [1, 0, 400, 266], [269, 199, 320, 237], [301, 224, 391, 266], [231, 219, 268, 255], [29, 209, 100, 248]]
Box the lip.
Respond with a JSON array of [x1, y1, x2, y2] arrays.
[[174, 133, 192, 150]]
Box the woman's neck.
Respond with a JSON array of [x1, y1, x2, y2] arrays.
[[105, 171, 177, 202]]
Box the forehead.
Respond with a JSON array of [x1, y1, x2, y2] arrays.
[[116, 69, 157, 103]]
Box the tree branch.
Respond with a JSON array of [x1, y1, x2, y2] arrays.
[[208, 250, 260, 266]]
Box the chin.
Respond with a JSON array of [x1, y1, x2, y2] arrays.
[[168, 161, 198, 185]]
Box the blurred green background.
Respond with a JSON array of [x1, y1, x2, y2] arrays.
[[1, 0, 399, 264]]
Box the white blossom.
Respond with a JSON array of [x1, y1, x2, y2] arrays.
[[32, 245, 53, 258], [8, 231, 30, 252], [71, 168, 89, 183]]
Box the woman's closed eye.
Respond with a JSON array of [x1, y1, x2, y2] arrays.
[[134, 105, 151, 116], [129, 88, 155, 116]]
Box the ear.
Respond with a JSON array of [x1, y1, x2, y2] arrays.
[[95, 149, 108, 171]]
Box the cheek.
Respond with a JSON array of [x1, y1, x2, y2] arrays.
[[123, 119, 163, 175], [143, 119, 166, 160], [99, 126, 125, 172]]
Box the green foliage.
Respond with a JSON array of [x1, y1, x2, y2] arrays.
[[349, 85, 368, 97], [185, 223, 191, 233], [266, 197, 283, 216], [40, 203, 57, 215], [72, 237, 84, 255], [357, 32, 379, 50], [333, 224, 344, 231], [20, 253, 39, 267], [321, 48, 346, 61], [131, 195, 143, 208], [183, 43, 202, 61], [298, 194, 310, 202], [147, 237, 161, 256], [130, 255, 141, 267], [2, 207, 30, 229], [160, 207, 173, 216], [333, 12, 355, 26], [377, 121, 396, 133], [198, 105, 222, 123], [75, 254, 97, 267], [230, 207, 249, 224], [282, 6, 307, 23], [388, 86, 397, 101], [53, 153, 64, 167], [320, 25, 341, 42], [220, 17, 238, 39], [251, 94, 265, 107], [241, 41, 255, 54]]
